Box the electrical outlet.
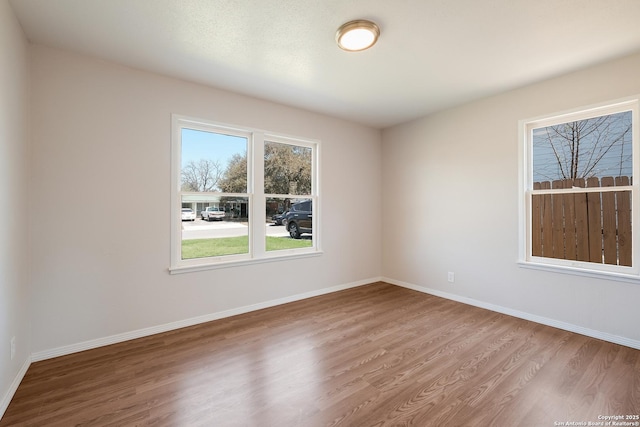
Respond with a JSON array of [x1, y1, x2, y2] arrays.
[[10, 337, 16, 360], [447, 272, 455, 283]]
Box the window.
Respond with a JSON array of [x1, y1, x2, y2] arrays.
[[519, 98, 640, 279], [171, 115, 320, 272]]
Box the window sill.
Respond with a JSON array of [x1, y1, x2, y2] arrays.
[[169, 250, 323, 274], [517, 260, 640, 284]]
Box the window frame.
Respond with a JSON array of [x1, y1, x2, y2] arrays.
[[518, 97, 640, 282], [170, 115, 321, 274]]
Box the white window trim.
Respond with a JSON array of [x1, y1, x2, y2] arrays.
[[170, 115, 321, 274], [518, 96, 640, 283]]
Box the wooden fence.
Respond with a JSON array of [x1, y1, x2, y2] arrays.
[[531, 176, 632, 266]]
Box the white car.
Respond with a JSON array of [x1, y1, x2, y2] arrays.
[[181, 208, 195, 221], [200, 206, 225, 221]]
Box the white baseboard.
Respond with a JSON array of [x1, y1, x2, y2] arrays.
[[383, 277, 640, 350], [32, 277, 381, 362], [1, 356, 31, 421]]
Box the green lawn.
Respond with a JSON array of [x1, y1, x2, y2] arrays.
[[266, 236, 312, 251], [181, 236, 312, 259]]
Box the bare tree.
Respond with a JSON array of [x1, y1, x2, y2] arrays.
[[181, 159, 223, 192], [533, 111, 632, 182]]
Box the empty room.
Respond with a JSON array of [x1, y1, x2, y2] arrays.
[[1, 0, 640, 425]]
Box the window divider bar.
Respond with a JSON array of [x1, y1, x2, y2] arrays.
[[530, 185, 633, 195]]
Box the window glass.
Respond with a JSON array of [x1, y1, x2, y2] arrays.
[[265, 197, 313, 251], [532, 111, 632, 183], [180, 128, 249, 260], [264, 141, 312, 195], [530, 189, 631, 266], [180, 199, 249, 261], [263, 140, 314, 252], [181, 128, 247, 193]]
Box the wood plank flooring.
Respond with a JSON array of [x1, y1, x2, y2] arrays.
[[1, 282, 639, 426]]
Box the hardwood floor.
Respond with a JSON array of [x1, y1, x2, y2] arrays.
[[2, 282, 639, 426]]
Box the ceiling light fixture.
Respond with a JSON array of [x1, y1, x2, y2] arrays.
[[336, 20, 380, 52]]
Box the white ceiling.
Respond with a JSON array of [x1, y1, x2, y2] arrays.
[[9, 0, 640, 128]]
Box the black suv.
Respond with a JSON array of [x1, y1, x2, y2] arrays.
[[284, 200, 312, 239]]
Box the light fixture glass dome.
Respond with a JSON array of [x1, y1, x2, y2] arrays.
[[336, 20, 380, 51]]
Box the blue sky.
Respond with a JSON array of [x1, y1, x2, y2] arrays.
[[181, 128, 246, 168]]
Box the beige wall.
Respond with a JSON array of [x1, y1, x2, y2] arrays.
[[0, 0, 30, 414], [28, 45, 382, 356], [382, 52, 640, 345]]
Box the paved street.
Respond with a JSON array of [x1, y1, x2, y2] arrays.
[[181, 219, 289, 239]]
